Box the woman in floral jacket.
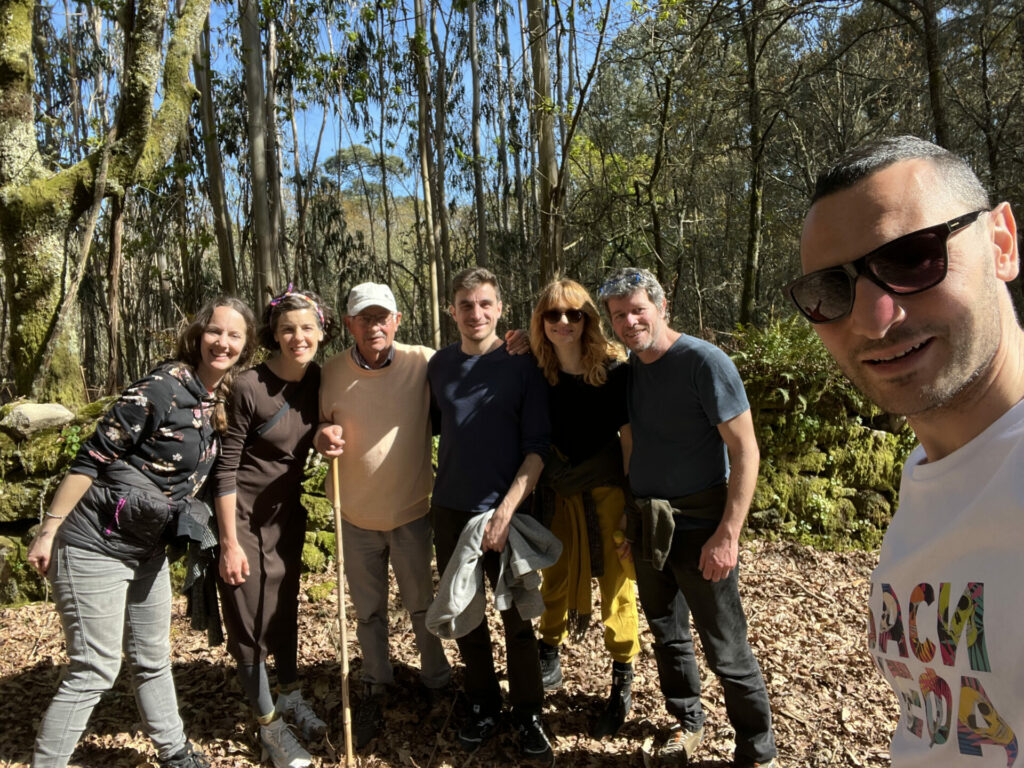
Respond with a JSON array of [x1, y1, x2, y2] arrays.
[[27, 296, 257, 768]]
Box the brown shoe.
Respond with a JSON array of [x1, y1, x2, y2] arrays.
[[658, 724, 704, 766]]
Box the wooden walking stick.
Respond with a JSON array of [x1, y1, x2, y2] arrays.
[[331, 457, 355, 767]]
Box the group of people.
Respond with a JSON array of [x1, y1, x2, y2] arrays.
[[24, 132, 1021, 768]]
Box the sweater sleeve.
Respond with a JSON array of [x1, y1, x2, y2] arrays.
[[212, 372, 255, 497], [519, 357, 551, 460], [70, 367, 176, 478]]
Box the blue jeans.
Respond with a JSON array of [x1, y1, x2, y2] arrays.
[[342, 515, 451, 689], [634, 525, 777, 765], [33, 545, 186, 767]]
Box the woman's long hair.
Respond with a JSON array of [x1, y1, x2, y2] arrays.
[[174, 296, 257, 433], [529, 278, 623, 387]]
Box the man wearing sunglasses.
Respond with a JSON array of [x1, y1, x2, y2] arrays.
[[794, 135, 1023, 767], [600, 267, 779, 768]]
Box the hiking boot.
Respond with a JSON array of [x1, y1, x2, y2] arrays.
[[538, 640, 562, 691], [658, 723, 704, 766], [514, 711, 554, 763], [590, 661, 633, 739], [457, 702, 501, 751], [353, 685, 387, 749], [418, 682, 453, 729], [259, 716, 312, 768], [159, 742, 211, 768], [276, 688, 327, 742]]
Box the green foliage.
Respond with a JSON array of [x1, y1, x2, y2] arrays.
[[731, 318, 916, 550], [58, 425, 83, 460], [306, 581, 337, 602]]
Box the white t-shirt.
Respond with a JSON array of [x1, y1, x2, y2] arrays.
[[870, 399, 1024, 767]]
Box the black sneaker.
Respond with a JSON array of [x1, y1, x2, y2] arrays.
[[515, 712, 554, 762], [159, 742, 212, 768], [353, 685, 386, 749], [538, 640, 563, 691], [457, 703, 501, 751]]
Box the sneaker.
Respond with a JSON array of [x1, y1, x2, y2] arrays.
[[514, 712, 554, 762], [276, 688, 327, 742], [260, 716, 312, 768], [538, 640, 563, 691], [457, 703, 501, 751], [658, 723, 704, 766], [159, 742, 211, 768], [590, 662, 633, 739], [353, 685, 386, 749]]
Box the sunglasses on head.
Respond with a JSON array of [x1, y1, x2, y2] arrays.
[[541, 308, 585, 324], [786, 210, 986, 324]]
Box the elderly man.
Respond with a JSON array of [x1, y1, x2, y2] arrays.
[[791, 135, 1023, 767], [600, 267, 778, 768], [318, 282, 451, 748], [427, 266, 554, 762]]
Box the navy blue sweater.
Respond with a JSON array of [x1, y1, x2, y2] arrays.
[[428, 343, 550, 513]]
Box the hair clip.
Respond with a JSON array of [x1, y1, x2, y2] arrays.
[[269, 283, 325, 327]]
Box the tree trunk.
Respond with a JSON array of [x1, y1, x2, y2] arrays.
[[106, 194, 124, 394], [738, 0, 764, 326], [430, 0, 453, 309], [414, 0, 441, 346], [194, 18, 237, 294], [265, 16, 287, 284], [920, 0, 950, 148], [527, 0, 561, 282], [469, 0, 489, 265], [240, 0, 274, 311], [0, 0, 210, 401]]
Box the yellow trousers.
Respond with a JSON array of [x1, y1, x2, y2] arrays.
[[539, 485, 640, 664]]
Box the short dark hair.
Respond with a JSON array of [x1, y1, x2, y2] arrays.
[[451, 267, 502, 303], [812, 135, 989, 210], [258, 288, 337, 350]]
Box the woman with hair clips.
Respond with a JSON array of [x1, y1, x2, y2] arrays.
[[529, 278, 640, 740], [26, 296, 257, 768], [214, 286, 336, 768]]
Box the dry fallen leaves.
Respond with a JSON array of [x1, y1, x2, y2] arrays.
[[0, 540, 896, 767]]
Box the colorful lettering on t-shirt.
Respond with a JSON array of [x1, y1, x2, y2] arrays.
[[868, 581, 1019, 766]]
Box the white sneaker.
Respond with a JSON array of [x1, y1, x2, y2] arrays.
[[276, 688, 328, 741], [260, 716, 312, 768]]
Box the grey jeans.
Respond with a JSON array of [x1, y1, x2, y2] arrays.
[[33, 544, 187, 767], [342, 515, 451, 689]]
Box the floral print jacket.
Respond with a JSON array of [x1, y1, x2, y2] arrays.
[[57, 362, 220, 563]]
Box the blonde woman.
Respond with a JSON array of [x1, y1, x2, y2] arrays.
[[529, 278, 640, 739]]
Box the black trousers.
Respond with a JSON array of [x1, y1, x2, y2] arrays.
[[430, 505, 544, 717]]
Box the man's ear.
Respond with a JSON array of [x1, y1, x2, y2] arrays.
[[394, 312, 403, 329], [991, 202, 1019, 283], [448, 305, 456, 319]]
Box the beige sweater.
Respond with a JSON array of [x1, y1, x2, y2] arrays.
[[320, 342, 434, 531]]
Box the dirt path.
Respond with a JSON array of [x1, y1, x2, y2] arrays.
[[0, 540, 894, 767]]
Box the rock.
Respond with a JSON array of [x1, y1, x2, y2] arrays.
[[1, 403, 75, 439]]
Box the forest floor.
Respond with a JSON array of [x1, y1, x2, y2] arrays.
[[0, 540, 896, 767]]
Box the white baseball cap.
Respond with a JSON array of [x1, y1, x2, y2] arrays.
[[347, 282, 398, 316]]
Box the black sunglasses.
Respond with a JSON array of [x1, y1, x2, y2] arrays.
[[541, 308, 585, 324], [786, 210, 986, 324]]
